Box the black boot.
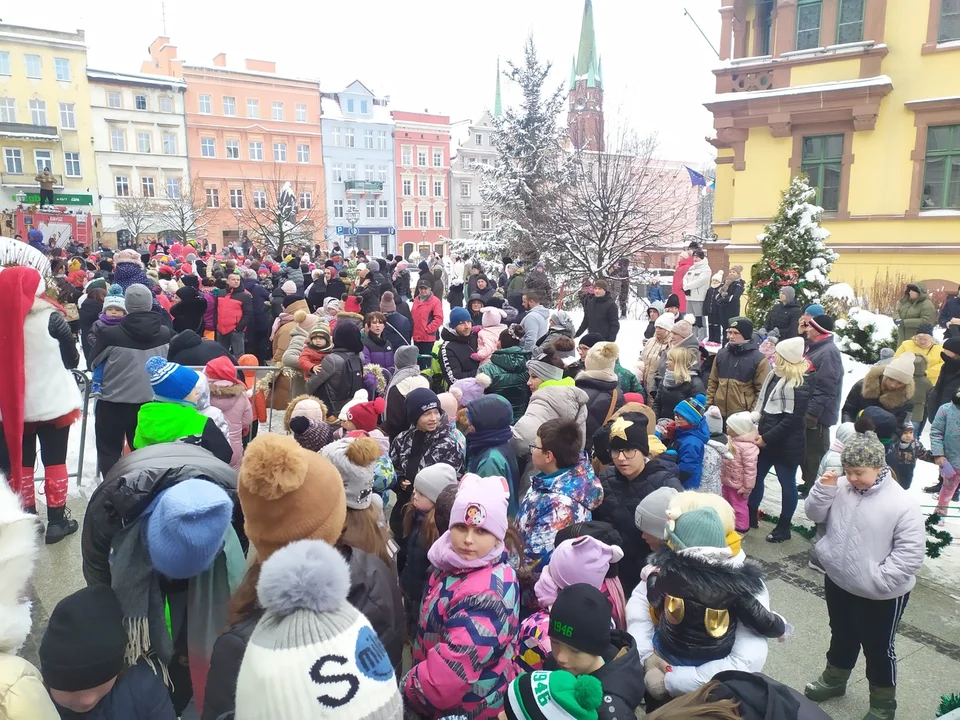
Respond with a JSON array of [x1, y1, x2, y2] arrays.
[[766, 522, 792, 543], [45, 505, 78, 545], [748, 506, 759, 529], [924, 480, 943, 494]]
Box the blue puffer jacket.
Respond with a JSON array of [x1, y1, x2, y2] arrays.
[[671, 418, 710, 489], [53, 661, 176, 719]]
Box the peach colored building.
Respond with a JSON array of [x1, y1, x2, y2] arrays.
[[393, 110, 451, 258], [140, 37, 325, 252]]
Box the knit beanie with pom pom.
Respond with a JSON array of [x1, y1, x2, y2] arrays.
[[321, 436, 381, 510], [504, 669, 603, 720], [238, 434, 346, 561], [585, 341, 619, 374]]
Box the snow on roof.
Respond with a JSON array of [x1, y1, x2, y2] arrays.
[[87, 68, 186, 89], [0, 129, 60, 141], [181, 63, 320, 84], [706, 75, 893, 105], [320, 96, 392, 124], [906, 96, 960, 107], [715, 42, 885, 71]]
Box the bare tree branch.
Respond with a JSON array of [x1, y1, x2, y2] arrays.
[[154, 175, 218, 246], [114, 193, 163, 244]]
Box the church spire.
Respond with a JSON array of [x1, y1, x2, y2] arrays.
[[574, 0, 601, 89], [494, 58, 502, 118]]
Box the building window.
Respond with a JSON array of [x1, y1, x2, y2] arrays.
[[481, 212, 492, 230], [402, 147, 412, 165], [29, 99, 46, 126], [115, 176, 130, 196], [249, 141, 263, 161], [837, 0, 865, 43], [433, 149, 443, 167], [361, 100, 369, 113], [800, 134, 843, 212], [346, 128, 355, 147], [922, 125, 960, 208], [0, 51, 9, 76], [59, 102, 75, 129], [162, 133, 177, 155], [300, 192, 312, 210], [481, 157, 490, 166], [297, 144, 310, 163], [403, 210, 412, 227], [796, 0, 822, 50], [206, 187, 220, 208], [433, 179, 443, 196], [460, 181, 471, 198], [365, 165, 375, 181], [378, 130, 387, 149], [460, 213, 472, 230], [253, 190, 267, 209], [475, 133, 483, 146], [364, 129, 374, 149], [201, 138, 216, 157], [135, 95, 147, 110], [199, 94, 211, 114], [110, 129, 126, 152], [296, 103, 307, 122], [347, 199, 358, 214], [940, 0, 960, 42], [4, 148, 23, 174], [223, 96, 236, 116], [107, 91, 122, 109], [377, 166, 387, 182], [24, 54, 41, 79], [0, 98, 15, 123], [347, 99, 355, 113], [402, 179, 412, 196], [366, 199, 376, 218], [418, 179, 427, 196], [346, 164, 356, 181], [434, 210, 443, 227], [334, 199, 344, 218], [333, 163, 342, 182], [34, 150, 52, 173], [333, 127, 341, 147], [137, 131, 152, 153], [64, 152, 81, 177], [247, 99, 259, 118], [272, 102, 284, 120], [230, 189, 243, 209], [159, 96, 173, 113], [758, 0, 775, 54], [166, 177, 181, 198], [378, 199, 388, 218], [54, 58, 70, 81], [274, 143, 287, 162], [226, 139, 239, 159], [417, 150, 427, 167], [419, 210, 428, 227], [142, 177, 156, 197]]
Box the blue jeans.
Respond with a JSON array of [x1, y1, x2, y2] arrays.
[[748, 449, 799, 528]]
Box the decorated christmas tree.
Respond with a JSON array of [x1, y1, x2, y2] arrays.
[[746, 175, 839, 324]]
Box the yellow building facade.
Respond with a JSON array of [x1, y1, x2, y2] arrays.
[[0, 24, 97, 211], [707, 0, 960, 290]]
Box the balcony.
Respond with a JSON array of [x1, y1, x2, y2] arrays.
[[0, 123, 61, 142], [2, 171, 63, 187], [345, 180, 384, 195]]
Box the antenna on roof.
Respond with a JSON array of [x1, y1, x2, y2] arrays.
[[161, 0, 167, 35]]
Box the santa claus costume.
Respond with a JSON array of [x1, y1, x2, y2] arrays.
[[0, 246, 82, 544]]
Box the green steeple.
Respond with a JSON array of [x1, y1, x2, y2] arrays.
[[572, 0, 601, 90], [494, 58, 502, 117], [569, 57, 577, 91]]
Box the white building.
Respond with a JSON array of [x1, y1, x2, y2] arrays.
[[449, 110, 498, 244], [87, 69, 188, 246]]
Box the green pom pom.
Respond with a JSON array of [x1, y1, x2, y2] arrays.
[[574, 674, 604, 711]]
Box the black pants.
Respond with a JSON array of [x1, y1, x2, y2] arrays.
[[95, 400, 142, 477], [39, 188, 54, 206], [0, 422, 70, 472], [825, 575, 909, 687], [802, 422, 831, 488], [415, 341, 434, 371]]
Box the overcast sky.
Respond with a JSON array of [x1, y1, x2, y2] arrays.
[[7, 0, 721, 164]]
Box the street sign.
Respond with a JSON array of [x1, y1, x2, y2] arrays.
[[388, 227, 396, 235], [349, 227, 359, 235], [336, 225, 345, 235]]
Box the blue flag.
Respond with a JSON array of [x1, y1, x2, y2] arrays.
[[685, 166, 707, 187]]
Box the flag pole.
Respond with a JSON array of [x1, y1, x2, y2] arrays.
[[683, 8, 721, 59]]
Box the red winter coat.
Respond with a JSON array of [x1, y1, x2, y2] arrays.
[[671, 255, 695, 313], [412, 292, 443, 343]]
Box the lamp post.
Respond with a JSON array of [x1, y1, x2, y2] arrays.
[[235, 210, 243, 250], [345, 206, 360, 250], [15, 190, 26, 205]]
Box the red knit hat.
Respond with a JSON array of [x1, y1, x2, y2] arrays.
[[205, 355, 243, 385], [344, 295, 362, 314], [345, 397, 385, 432]]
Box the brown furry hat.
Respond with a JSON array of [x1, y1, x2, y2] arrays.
[[284, 394, 328, 432], [238, 433, 346, 561], [586, 341, 619, 374]]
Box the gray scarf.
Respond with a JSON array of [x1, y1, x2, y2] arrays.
[[757, 371, 796, 416], [662, 369, 678, 389]]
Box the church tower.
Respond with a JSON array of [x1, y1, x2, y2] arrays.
[[567, 0, 604, 152]]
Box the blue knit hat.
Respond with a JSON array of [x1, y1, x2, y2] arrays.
[[466, 394, 512, 432], [449, 306, 471, 328], [804, 303, 825, 317], [145, 479, 233, 579], [145, 356, 199, 402], [674, 393, 707, 425]]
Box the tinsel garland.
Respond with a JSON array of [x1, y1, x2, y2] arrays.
[[938, 692, 960, 716], [757, 510, 816, 539], [754, 260, 809, 298], [926, 512, 955, 559]]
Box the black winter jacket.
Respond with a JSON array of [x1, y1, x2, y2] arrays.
[[306, 277, 327, 311], [757, 374, 812, 466], [170, 286, 208, 334], [54, 661, 176, 719], [655, 374, 707, 421], [576, 294, 620, 341], [576, 374, 625, 454], [49, 311, 80, 370], [270, 285, 286, 319], [765, 300, 802, 340], [928, 355, 960, 422], [841, 365, 915, 426], [393, 269, 412, 298], [167, 330, 236, 367], [79, 297, 102, 363], [438, 326, 480, 384], [357, 278, 381, 315], [81, 443, 241, 586], [805, 333, 844, 426], [708, 671, 833, 720], [592, 461, 683, 596], [242, 278, 273, 333], [718, 279, 745, 326], [201, 545, 404, 720]]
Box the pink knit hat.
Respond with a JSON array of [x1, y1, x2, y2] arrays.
[[450, 474, 509, 541], [481, 306, 507, 328], [437, 391, 459, 419], [535, 536, 624, 607]]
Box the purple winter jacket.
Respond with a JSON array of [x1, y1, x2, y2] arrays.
[[362, 333, 395, 373], [202, 291, 216, 333]]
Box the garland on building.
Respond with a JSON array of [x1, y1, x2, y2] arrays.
[[757, 510, 816, 539], [926, 512, 954, 559]]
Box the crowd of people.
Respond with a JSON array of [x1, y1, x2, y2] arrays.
[[0, 233, 948, 720]]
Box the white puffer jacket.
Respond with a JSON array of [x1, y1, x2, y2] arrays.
[[805, 470, 925, 601], [511, 382, 589, 457], [682, 258, 712, 303]]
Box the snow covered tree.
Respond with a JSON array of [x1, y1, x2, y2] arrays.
[[239, 164, 323, 258], [451, 37, 570, 265], [155, 176, 216, 246], [746, 175, 839, 323]]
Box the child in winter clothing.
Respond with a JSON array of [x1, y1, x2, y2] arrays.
[[515, 536, 624, 674], [721, 411, 759, 533], [894, 422, 919, 490], [464, 394, 521, 516], [285, 395, 336, 451], [804, 430, 925, 719], [404, 474, 521, 720], [205, 355, 253, 470], [502, 671, 604, 720], [477, 306, 508, 363], [911, 353, 933, 431], [39, 585, 176, 719], [297, 324, 332, 379], [930, 387, 960, 517], [701, 406, 732, 496], [88, 285, 126, 395], [516, 418, 604, 568], [670, 394, 709, 489]]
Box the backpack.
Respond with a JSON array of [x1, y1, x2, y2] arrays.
[[323, 351, 365, 407]]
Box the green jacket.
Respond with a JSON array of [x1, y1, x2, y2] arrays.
[[508, 271, 526, 295], [479, 346, 532, 422], [133, 401, 208, 449], [614, 360, 644, 396], [894, 282, 937, 345]]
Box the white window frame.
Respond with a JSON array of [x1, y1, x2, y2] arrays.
[[225, 139, 240, 159], [247, 99, 259, 118], [366, 199, 376, 218], [417, 150, 427, 167], [249, 141, 263, 161], [24, 54, 41, 79], [54, 58, 70, 82], [296, 103, 307, 122], [419, 210, 428, 227], [229, 188, 244, 209], [365, 164, 376, 181], [346, 164, 356, 181], [141, 177, 156, 197], [223, 96, 237, 116], [107, 91, 122, 109], [481, 212, 492, 230], [34, 149, 52, 173], [333, 127, 341, 147], [0, 97, 15, 123], [460, 213, 472, 230], [333, 163, 343, 182], [273, 142, 287, 162], [166, 177, 181, 198], [4, 148, 23, 174], [377, 166, 387, 183], [64, 151, 81, 177], [402, 179, 412, 196], [433, 179, 443, 197], [206, 187, 220, 208], [198, 94, 211, 114], [201, 137, 216, 158], [346, 198, 358, 213], [475, 133, 483, 146], [403, 210, 413, 227], [272, 101, 284, 120], [345, 128, 355, 147], [434, 210, 443, 227], [297, 143, 310, 163], [0, 51, 10, 76], [115, 175, 130, 197], [361, 99, 369, 113], [378, 199, 388, 219], [433, 149, 443, 167], [299, 191, 312, 209], [162, 133, 177, 155], [333, 199, 344, 218], [253, 190, 267, 210], [110, 129, 126, 152], [460, 181, 471, 198], [135, 94, 147, 111], [58, 102, 75, 129], [159, 95, 173, 113], [137, 131, 152, 154], [364, 129, 374, 149], [418, 179, 427, 196], [402, 147, 412, 165], [29, 99, 46, 126], [378, 130, 388, 149]]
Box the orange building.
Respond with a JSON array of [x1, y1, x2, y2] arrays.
[[141, 37, 325, 252]]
